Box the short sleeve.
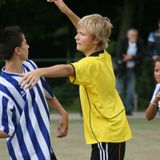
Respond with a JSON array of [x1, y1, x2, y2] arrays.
[[0, 96, 16, 136], [40, 77, 54, 99], [148, 32, 155, 42], [69, 58, 94, 86]]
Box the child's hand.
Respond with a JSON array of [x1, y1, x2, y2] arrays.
[[57, 112, 68, 138], [20, 69, 41, 89], [47, 0, 54, 2], [47, 0, 61, 3], [47, 0, 67, 13], [47, 0, 63, 7]]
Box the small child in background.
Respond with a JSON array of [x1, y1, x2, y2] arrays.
[[146, 56, 160, 120]]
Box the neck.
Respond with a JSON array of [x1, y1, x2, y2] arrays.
[[5, 60, 23, 73]]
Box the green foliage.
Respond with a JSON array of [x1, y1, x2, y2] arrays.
[[0, 0, 6, 6], [136, 58, 155, 110], [47, 78, 81, 113], [106, 40, 117, 56], [0, 0, 73, 58], [0, 0, 160, 59]]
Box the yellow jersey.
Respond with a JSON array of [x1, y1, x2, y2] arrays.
[[69, 50, 132, 144]]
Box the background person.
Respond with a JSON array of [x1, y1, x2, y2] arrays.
[[115, 28, 145, 115], [146, 57, 160, 120], [147, 19, 160, 59]]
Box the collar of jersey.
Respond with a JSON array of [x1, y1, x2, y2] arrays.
[[1, 67, 22, 77], [89, 50, 104, 57]]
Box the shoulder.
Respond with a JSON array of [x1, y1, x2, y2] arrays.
[[80, 56, 101, 66], [73, 57, 95, 65], [155, 83, 160, 89], [148, 31, 155, 36], [23, 59, 37, 68], [23, 59, 38, 71], [148, 32, 155, 40], [71, 57, 97, 75]]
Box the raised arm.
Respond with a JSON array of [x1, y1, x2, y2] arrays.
[[47, 0, 80, 28]]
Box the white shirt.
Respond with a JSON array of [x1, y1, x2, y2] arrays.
[[127, 41, 137, 68], [150, 84, 160, 110]]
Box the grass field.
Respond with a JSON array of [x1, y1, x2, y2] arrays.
[[0, 118, 160, 160]]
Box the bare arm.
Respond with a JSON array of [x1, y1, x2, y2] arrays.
[[41, 64, 74, 77], [145, 92, 160, 120], [47, 0, 80, 28], [47, 96, 68, 138], [145, 102, 158, 120], [20, 64, 74, 88], [0, 130, 10, 138]]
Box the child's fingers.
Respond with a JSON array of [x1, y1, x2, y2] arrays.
[[20, 78, 29, 88], [47, 0, 56, 3], [57, 122, 68, 138]]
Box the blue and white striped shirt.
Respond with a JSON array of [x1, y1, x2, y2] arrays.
[[151, 84, 160, 110], [0, 59, 54, 160]]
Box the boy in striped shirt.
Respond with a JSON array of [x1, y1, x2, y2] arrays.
[[0, 26, 68, 160]]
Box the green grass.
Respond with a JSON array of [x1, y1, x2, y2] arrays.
[[0, 118, 160, 160]]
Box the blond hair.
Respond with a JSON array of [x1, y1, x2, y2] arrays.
[[77, 14, 113, 50]]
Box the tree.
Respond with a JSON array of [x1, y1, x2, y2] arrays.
[[0, 0, 160, 57], [118, 0, 138, 38]]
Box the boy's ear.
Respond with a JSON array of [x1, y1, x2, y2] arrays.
[[93, 38, 100, 45], [14, 47, 21, 55]]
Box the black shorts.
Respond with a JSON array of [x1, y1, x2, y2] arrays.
[[91, 142, 126, 160]]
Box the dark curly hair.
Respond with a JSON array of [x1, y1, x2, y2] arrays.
[[0, 26, 23, 60]]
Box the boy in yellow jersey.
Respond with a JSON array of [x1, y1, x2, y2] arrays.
[[20, 0, 132, 159]]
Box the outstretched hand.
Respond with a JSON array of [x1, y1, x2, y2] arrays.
[[47, 0, 62, 3], [47, 0, 64, 9], [47, 0, 80, 28], [47, 0, 69, 14], [20, 69, 42, 89]]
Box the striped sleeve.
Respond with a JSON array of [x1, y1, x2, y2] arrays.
[[40, 77, 54, 99], [150, 84, 160, 110], [24, 60, 54, 99], [0, 95, 16, 136], [25, 59, 38, 70]]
